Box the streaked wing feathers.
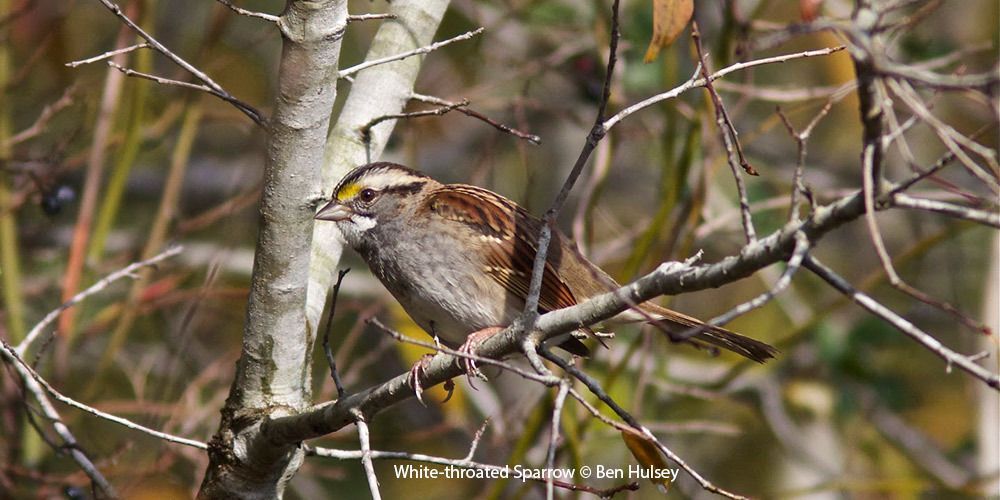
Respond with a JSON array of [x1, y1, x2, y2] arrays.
[[425, 185, 578, 313]]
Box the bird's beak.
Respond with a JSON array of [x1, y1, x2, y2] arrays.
[[315, 200, 353, 222]]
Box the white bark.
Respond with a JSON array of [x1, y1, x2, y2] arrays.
[[199, 1, 347, 497]]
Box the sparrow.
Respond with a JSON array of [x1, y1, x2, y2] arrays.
[[315, 162, 776, 391]]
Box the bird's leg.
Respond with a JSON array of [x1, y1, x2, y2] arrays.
[[457, 326, 503, 389]]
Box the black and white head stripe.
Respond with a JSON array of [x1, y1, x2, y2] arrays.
[[334, 162, 430, 201]]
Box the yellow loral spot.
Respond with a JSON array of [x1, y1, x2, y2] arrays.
[[337, 182, 361, 201]]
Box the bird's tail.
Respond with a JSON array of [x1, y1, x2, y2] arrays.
[[637, 302, 778, 363]]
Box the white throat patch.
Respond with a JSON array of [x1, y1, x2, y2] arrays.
[[352, 215, 377, 232]]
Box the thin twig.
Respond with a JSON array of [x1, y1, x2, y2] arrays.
[[540, 347, 747, 499], [804, 256, 999, 390], [892, 193, 1000, 228], [410, 93, 541, 144], [17, 245, 184, 356], [359, 100, 470, 143], [714, 80, 854, 102], [776, 97, 837, 222], [323, 269, 351, 399], [879, 61, 999, 91], [859, 85, 992, 335], [91, 0, 266, 126], [888, 79, 999, 191], [2, 340, 209, 450], [692, 21, 757, 244], [464, 418, 490, 461], [0, 355, 118, 497], [545, 382, 569, 500], [604, 46, 845, 131], [65, 43, 149, 68], [676, 230, 810, 342], [367, 318, 561, 387], [352, 410, 382, 500], [214, 0, 279, 22], [339, 28, 485, 78], [347, 13, 397, 23], [519, 0, 621, 337], [2, 86, 76, 149], [889, 124, 996, 196], [306, 443, 639, 497], [106, 61, 266, 127]]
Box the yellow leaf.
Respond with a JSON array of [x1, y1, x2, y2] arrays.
[[643, 0, 694, 63], [621, 430, 672, 493], [391, 305, 469, 415]]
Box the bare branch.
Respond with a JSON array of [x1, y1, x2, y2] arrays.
[[879, 61, 999, 91], [776, 95, 838, 222], [715, 80, 854, 103], [2, 86, 76, 149], [367, 317, 560, 387], [0, 348, 118, 497], [887, 79, 999, 191], [892, 193, 1000, 228], [347, 13, 397, 23], [17, 245, 183, 356], [519, 0, 621, 340], [214, 0, 279, 22], [410, 93, 541, 144], [359, 99, 470, 143], [545, 382, 570, 500], [692, 21, 757, 244], [539, 348, 747, 499], [677, 230, 810, 342], [2, 340, 209, 450], [339, 28, 485, 78], [353, 410, 381, 500], [90, 0, 267, 126], [804, 256, 998, 389], [107, 61, 266, 127], [322, 269, 351, 399], [306, 443, 639, 497], [65, 42, 149, 68], [604, 46, 845, 131]]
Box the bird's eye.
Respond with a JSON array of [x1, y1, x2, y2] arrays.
[[358, 188, 377, 203]]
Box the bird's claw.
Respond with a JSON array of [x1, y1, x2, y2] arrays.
[[408, 353, 435, 405], [457, 327, 503, 390]]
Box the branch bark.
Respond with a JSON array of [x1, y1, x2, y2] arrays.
[[198, 1, 347, 497]]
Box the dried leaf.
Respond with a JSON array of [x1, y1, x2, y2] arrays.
[[621, 430, 672, 493], [644, 0, 694, 63]]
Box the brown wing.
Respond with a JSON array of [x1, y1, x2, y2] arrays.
[[424, 185, 578, 313]]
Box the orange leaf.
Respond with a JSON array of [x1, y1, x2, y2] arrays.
[[621, 430, 672, 493], [643, 0, 694, 63]]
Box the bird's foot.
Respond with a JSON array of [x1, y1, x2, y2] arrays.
[[457, 327, 503, 389], [407, 353, 435, 405]]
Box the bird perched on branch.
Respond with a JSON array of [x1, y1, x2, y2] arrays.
[[316, 162, 776, 393]]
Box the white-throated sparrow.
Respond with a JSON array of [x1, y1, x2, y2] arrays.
[[316, 162, 776, 369]]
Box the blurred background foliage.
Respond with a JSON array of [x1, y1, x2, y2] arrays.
[[0, 0, 997, 498]]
